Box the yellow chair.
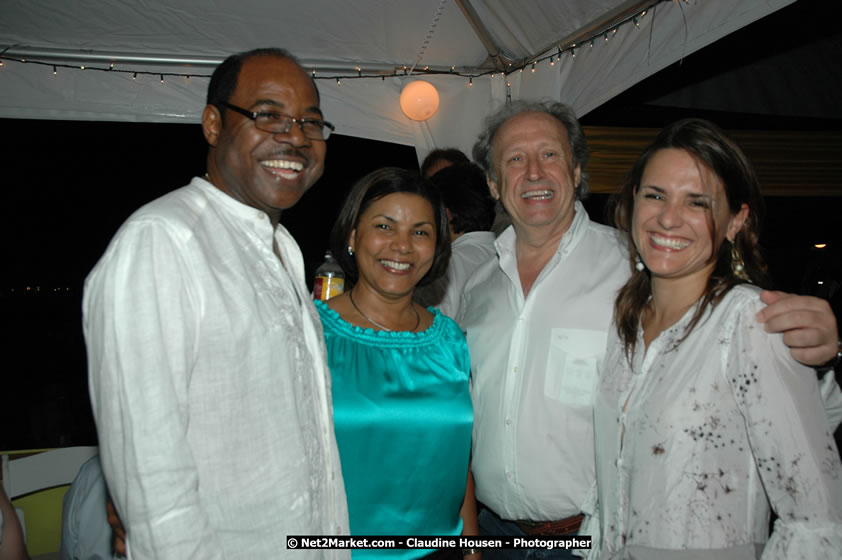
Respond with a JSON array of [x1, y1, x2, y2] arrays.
[[1, 447, 98, 557]]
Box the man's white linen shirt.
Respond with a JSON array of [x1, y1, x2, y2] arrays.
[[438, 231, 497, 319], [84, 177, 349, 559], [457, 202, 629, 521], [593, 285, 842, 559]]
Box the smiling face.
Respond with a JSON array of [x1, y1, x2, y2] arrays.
[[202, 55, 326, 222], [489, 111, 582, 239], [633, 148, 748, 289], [349, 192, 437, 299]]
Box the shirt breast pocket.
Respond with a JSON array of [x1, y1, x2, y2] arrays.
[[544, 328, 606, 407]]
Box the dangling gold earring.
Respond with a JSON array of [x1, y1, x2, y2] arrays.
[[730, 239, 750, 281]]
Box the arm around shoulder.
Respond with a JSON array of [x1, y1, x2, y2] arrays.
[[730, 297, 842, 558]]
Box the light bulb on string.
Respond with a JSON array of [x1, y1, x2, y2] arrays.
[[160, 75, 164, 83], [53, 65, 57, 75], [531, 63, 535, 72]]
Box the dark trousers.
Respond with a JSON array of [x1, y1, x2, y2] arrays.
[[478, 509, 578, 560]]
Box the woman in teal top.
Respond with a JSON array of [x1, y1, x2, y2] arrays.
[[319, 168, 477, 559]]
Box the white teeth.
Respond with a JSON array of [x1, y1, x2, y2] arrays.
[[380, 260, 410, 271], [262, 160, 304, 171], [522, 190, 552, 200], [651, 234, 690, 250]]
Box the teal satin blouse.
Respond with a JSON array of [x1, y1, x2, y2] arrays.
[[315, 300, 473, 559]]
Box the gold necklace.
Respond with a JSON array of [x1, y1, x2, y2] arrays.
[[348, 289, 420, 332]]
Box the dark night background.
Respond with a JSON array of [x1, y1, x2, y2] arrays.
[[2, 0, 840, 449]]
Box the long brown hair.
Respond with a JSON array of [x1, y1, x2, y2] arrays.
[[613, 119, 770, 359]]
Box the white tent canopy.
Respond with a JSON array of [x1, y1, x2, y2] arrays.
[[1, 0, 794, 161]]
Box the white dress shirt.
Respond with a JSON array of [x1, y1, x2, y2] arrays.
[[438, 231, 497, 319], [84, 177, 349, 559], [593, 285, 842, 559], [457, 202, 629, 521]]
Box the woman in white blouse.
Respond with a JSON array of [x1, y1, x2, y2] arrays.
[[592, 118, 842, 559]]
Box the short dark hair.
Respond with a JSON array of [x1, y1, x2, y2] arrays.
[[331, 167, 451, 287], [206, 48, 319, 117], [472, 99, 590, 198], [430, 162, 495, 234], [420, 148, 471, 178]]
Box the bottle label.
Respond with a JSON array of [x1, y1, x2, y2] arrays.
[[314, 276, 345, 300]]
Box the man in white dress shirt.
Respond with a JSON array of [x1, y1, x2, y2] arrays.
[[83, 48, 348, 559], [457, 100, 841, 559]]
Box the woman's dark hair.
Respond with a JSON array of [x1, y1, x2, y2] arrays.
[[430, 162, 496, 234], [331, 167, 451, 288], [613, 118, 770, 359]]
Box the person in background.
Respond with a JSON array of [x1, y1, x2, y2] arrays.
[[457, 100, 842, 560], [0, 485, 28, 560], [60, 455, 113, 560], [416, 162, 496, 318], [420, 148, 471, 179], [83, 48, 348, 558], [317, 167, 478, 559], [592, 117, 842, 558]]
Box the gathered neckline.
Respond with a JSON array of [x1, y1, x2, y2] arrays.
[[314, 299, 445, 345]]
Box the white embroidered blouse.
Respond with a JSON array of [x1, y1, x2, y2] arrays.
[[592, 284, 842, 559]]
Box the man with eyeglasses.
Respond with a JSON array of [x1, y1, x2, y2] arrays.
[[84, 48, 349, 559]]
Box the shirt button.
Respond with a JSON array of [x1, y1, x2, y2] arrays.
[[506, 471, 512, 479], [506, 418, 512, 425], [513, 366, 519, 373], [519, 315, 526, 321]]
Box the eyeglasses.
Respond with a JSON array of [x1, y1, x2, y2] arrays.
[[222, 102, 334, 140]]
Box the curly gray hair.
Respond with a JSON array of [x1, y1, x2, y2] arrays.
[[471, 100, 590, 198]]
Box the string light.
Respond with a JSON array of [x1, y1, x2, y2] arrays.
[[468, 76, 472, 86], [0, 2, 662, 85]]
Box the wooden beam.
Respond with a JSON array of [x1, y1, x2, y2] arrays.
[[584, 126, 842, 196]]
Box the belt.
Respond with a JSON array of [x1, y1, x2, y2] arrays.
[[515, 513, 584, 536]]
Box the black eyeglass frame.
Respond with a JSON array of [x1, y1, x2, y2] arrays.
[[222, 102, 335, 140]]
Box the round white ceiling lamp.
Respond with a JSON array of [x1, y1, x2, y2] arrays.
[[400, 80, 439, 121]]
